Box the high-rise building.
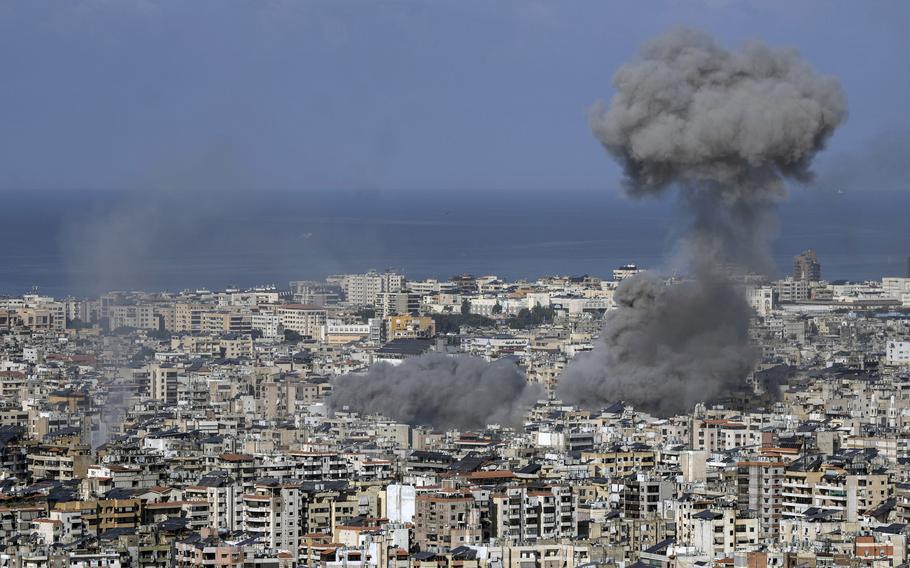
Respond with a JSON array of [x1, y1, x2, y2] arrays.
[[242, 481, 303, 558], [793, 250, 821, 282], [736, 460, 785, 540], [331, 271, 405, 307]]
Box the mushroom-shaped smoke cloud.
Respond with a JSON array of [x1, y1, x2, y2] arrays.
[[589, 27, 847, 271], [559, 28, 846, 416]]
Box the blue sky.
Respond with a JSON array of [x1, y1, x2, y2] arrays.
[[1, 0, 908, 194]]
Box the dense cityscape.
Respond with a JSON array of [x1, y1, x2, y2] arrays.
[[3, 1, 909, 567], [2, 254, 910, 568]]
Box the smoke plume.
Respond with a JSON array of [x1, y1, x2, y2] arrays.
[[329, 353, 542, 430], [91, 381, 131, 450], [589, 27, 846, 271], [558, 270, 757, 416], [558, 28, 846, 415]]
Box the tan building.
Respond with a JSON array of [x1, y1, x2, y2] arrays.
[[175, 531, 244, 567], [386, 315, 435, 340], [149, 363, 180, 404], [580, 450, 655, 477], [108, 305, 158, 330], [200, 310, 251, 334], [260, 381, 299, 420], [414, 493, 482, 553], [27, 445, 92, 481], [683, 508, 760, 555], [174, 303, 208, 332]]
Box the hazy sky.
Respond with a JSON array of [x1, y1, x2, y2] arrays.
[[2, 0, 908, 194]]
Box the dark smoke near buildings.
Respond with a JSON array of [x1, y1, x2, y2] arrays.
[[558, 270, 758, 416], [329, 354, 542, 430], [558, 28, 846, 415]]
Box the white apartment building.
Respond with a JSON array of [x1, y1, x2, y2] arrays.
[[276, 304, 327, 338], [883, 277, 910, 306], [679, 508, 760, 555], [469, 297, 500, 317], [408, 279, 458, 295], [320, 320, 372, 344], [251, 310, 282, 338], [526, 292, 551, 309], [886, 340, 910, 366], [551, 297, 612, 316], [374, 292, 419, 318], [334, 271, 405, 307], [613, 264, 642, 281], [288, 452, 351, 481], [747, 286, 775, 317]]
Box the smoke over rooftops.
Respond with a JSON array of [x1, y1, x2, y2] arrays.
[[329, 353, 542, 430]]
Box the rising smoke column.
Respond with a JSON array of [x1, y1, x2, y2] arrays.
[[590, 27, 847, 270], [558, 270, 757, 416], [329, 353, 542, 430], [558, 28, 846, 415]]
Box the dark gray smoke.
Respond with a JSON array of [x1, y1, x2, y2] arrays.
[[558, 28, 846, 415], [589, 27, 847, 271], [329, 353, 542, 430], [558, 270, 757, 416]]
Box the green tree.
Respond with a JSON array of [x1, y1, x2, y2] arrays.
[[283, 329, 302, 342], [508, 305, 556, 329], [460, 299, 471, 315], [146, 329, 172, 340], [431, 313, 495, 334]]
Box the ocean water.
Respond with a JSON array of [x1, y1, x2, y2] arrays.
[[1, 188, 908, 297]]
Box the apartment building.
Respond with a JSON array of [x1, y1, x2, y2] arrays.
[[108, 305, 158, 330], [242, 481, 303, 558], [386, 315, 436, 340], [334, 271, 405, 307], [580, 449, 656, 477], [184, 476, 242, 531], [737, 460, 786, 540], [374, 292, 420, 318], [490, 486, 575, 543], [618, 475, 674, 519], [149, 363, 180, 405], [27, 444, 92, 481], [276, 304, 327, 338], [414, 493, 482, 553], [288, 452, 351, 481], [685, 509, 760, 555]]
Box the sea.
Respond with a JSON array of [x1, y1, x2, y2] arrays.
[[1, 188, 908, 297]]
